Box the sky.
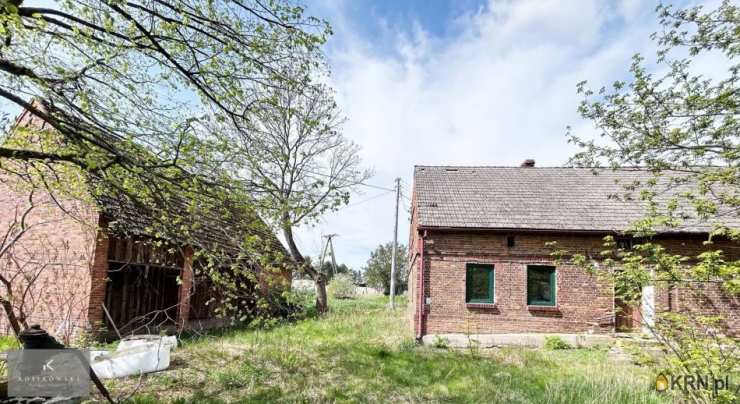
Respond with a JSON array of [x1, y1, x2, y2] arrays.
[[291, 0, 720, 270], [4, 0, 722, 271]]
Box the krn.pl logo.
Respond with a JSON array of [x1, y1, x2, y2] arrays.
[[655, 373, 669, 392]]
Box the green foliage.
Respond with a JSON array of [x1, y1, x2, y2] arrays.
[[566, 2, 740, 402], [396, 337, 417, 353], [363, 242, 408, 294], [544, 336, 573, 350], [328, 273, 356, 299], [0, 336, 18, 352], [317, 261, 361, 282], [0, 336, 17, 381], [431, 335, 450, 349], [0, 0, 335, 336]]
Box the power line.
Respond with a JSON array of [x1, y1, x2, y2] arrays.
[[390, 178, 401, 310], [301, 168, 396, 192], [336, 190, 394, 211], [358, 182, 395, 192]]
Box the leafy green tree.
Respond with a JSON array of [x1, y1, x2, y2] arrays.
[[222, 68, 371, 313], [363, 243, 407, 295], [565, 2, 738, 402], [0, 1, 329, 205], [318, 261, 351, 280], [327, 273, 356, 300], [0, 1, 332, 335]]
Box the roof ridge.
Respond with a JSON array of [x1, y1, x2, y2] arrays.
[[413, 165, 648, 170]]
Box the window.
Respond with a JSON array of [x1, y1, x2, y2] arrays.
[[527, 265, 556, 306], [616, 237, 633, 250], [616, 236, 644, 250], [466, 264, 494, 303], [506, 235, 515, 248]]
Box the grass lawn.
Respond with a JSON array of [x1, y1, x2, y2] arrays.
[[108, 295, 665, 403]]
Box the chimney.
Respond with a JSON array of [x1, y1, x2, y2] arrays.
[[520, 159, 535, 168]]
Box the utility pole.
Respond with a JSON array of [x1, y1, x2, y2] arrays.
[[319, 234, 338, 278], [389, 177, 401, 310], [318, 236, 329, 274], [327, 235, 338, 277]]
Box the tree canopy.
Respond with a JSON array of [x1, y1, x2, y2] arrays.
[[363, 242, 408, 295], [0, 1, 338, 336], [565, 2, 739, 402], [0, 0, 330, 208]]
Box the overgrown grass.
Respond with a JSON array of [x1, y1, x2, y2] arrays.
[[112, 296, 666, 403], [0, 335, 18, 380], [0, 336, 18, 352]]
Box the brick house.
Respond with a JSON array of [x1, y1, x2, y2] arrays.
[[407, 163, 739, 339], [0, 106, 291, 341]]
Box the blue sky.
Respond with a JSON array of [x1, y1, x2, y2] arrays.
[[292, 0, 725, 270], [6, 1, 722, 271], [326, 0, 488, 41]]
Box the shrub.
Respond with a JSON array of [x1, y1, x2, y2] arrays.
[[431, 335, 449, 349], [544, 336, 572, 350], [0, 336, 19, 352], [328, 273, 356, 299], [397, 337, 417, 352]]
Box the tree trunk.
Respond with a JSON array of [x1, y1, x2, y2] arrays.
[[314, 272, 328, 314], [282, 224, 328, 313], [0, 297, 22, 337]]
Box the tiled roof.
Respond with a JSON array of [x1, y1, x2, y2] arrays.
[[413, 166, 739, 233], [97, 192, 286, 256]]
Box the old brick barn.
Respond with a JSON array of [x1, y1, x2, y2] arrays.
[[0, 106, 291, 341]]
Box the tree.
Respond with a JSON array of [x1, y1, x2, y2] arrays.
[[565, 2, 738, 402], [225, 71, 371, 313], [327, 273, 356, 300], [0, 1, 332, 338], [363, 243, 407, 295], [0, 1, 329, 207], [318, 261, 351, 281]]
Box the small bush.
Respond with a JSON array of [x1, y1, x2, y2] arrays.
[[328, 273, 356, 299], [0, 336, 19, 352], [431, 335, 449, 349], [544, 336, 572, 350], [213, 368, 250, 389], [397, 337, 417, 352]]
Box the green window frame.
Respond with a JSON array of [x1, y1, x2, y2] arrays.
[[465, 264, 494, 303], [527, 265, 556, 306]]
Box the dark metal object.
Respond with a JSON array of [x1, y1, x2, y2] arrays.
[[18, 325, 65, 349]]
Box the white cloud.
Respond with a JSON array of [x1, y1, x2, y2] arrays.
[[295, 0, 716, 269]]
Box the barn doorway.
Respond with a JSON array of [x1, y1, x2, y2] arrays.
[[104, 262, 182, 334], [103, 237, 187, 336]]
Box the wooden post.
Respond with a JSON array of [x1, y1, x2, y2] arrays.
[[176, 246, 194, 330]]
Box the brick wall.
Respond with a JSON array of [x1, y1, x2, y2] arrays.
[[86, 221, 110, 335], [0, 176, 100, 342], [409, 228, 739, 337]]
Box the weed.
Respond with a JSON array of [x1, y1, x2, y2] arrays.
[[544, 336, 573, 350], [431, 334, 450, 349], [396, 337, 417, 352]]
